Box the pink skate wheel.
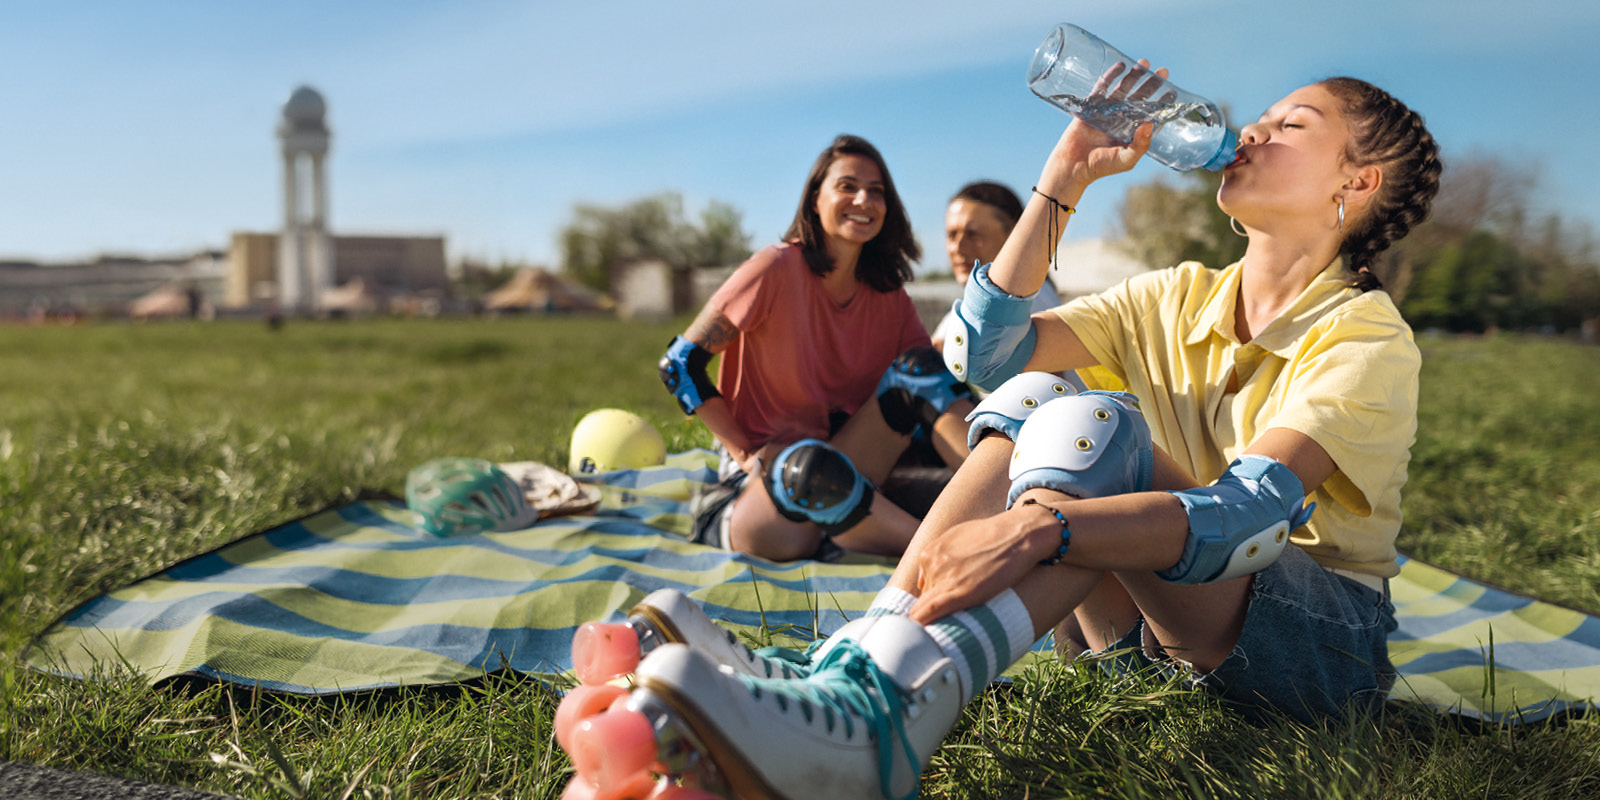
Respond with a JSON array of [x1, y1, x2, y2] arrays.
[[573, 622, 642, 685], [595, 774, 660, 800], [571, 707, 658, 795], [647, 780, 720, 799], [561, 776, 598, 799], [564, 773, 657, 800], [555, 684, 628, 754]]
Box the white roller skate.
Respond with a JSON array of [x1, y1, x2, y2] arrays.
[[569, 588, 814, 687], [559, 614, 963, 800]]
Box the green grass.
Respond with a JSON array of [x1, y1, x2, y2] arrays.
[[2, 319, 1598, 798]]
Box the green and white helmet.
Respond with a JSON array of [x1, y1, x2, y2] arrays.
[[406, 457, 539, 537]]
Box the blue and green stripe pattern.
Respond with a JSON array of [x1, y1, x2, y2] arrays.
[[24, 450, 1600, 723]]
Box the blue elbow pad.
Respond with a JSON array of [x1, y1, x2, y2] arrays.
[[1160, 455, 1317, 585], [942, 263, 1038, 392], [658, 336, 720, 415]]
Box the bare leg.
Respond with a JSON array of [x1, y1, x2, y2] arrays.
[[726, 487, 822, 562], [928, 401, 975, 468], [828, 399, 908, 485], [728, 436, 924, 561], [828, 496, 920, 556], [885, 434, 1014, 594], [1055, 573, 1140, 656], [1105, 572, 1253, 672]]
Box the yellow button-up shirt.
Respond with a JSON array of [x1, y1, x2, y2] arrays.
[[1056, 259, 1419, 579]]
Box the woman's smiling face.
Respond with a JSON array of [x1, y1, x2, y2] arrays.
[[814, 154, 886, 247]]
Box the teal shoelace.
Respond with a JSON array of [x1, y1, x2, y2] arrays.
[[737, 639, 920, 800], [751, 638, 826, 678]]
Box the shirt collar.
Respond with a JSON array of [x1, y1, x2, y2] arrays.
[[1183, 258, 1359, 356]]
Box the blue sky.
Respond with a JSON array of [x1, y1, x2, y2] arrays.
[[3, 0, 1597, 275]]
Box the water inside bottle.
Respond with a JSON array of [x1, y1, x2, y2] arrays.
[[1042, 93, 1216, 142]]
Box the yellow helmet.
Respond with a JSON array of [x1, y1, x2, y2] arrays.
[[568, 409, 666, 475]]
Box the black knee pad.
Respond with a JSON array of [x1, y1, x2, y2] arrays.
[[876, 346, 972, 435]]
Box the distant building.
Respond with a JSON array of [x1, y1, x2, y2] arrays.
[[900, 238, 1152, 334], [1, 84, 453, 319], [225, 232, 449, 309], [226, 85, 451, 314], [0, 253, 226, 317], [277, 85, 334, 314]]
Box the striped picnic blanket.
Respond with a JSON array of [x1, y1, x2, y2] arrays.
[[25, 450, 1599, 723]]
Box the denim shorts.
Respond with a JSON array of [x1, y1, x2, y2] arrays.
[[1094, 545, 1398, 724]]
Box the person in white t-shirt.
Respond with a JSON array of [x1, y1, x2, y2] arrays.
[[932, 181, 1082, 392]]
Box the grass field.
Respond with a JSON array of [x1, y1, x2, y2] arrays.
[[2, 317, 1597, 798]]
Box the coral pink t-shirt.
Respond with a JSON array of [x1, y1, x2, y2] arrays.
[[712, 243, 930, 448]]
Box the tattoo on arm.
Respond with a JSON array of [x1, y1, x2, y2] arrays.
[[686, 309, 740, 351]]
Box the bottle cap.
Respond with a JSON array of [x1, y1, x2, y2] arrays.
[[1203, 128, 1240, 172]]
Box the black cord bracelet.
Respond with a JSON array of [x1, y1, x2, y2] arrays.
[[1031, 186, 1076, 272], [1022, 498, 1072, 566]]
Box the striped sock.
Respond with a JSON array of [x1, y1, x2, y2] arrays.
[[864, 585, 917, 618], [923, 589, 1036, 702]]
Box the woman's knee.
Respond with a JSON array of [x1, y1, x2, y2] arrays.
[[729, 490, 823, 561]]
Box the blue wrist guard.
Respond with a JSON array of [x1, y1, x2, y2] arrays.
[[942, 263, 1037, 392], [658, 336, 720, 415], [1160, 455, 1317, 585]]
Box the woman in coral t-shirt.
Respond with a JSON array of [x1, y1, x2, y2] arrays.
[[659, 134, 975, 562]]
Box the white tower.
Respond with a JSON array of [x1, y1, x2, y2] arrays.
[[277, 86, 333, 314]]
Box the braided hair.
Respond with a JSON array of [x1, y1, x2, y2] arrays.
[[1320, 77, 1444, 291]]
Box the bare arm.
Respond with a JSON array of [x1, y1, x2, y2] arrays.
[[1020, 311, 1098, 374], [910, 427, 1334, 623], [987, 63, 1167, 299]]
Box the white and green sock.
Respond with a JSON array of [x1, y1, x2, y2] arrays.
[[923, 589, 1036, 701], [864, 585, 917, 618]]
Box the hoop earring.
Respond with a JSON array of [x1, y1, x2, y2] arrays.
[[1337, 196, 1346, 234], [1230, 217, 1248, 238]]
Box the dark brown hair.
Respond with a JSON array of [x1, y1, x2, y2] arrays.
[[951, 181, 1025, 230], [784, 134, 919, 293], [1321, 77, 1444, 291]]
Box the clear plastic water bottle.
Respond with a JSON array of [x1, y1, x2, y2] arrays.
[[1027, 24, 1237, 172]]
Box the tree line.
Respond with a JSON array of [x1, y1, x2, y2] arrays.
[[1115, 153, 1600, 334], [531, 157, 1597, 336]]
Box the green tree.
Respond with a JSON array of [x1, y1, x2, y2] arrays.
[[1400, 230, 1525, 332], [1397, 152, 1600, 332], [559, 193, 752, 293], [1113, 148, 1600, 334], [1113, 169, 1244, 270]]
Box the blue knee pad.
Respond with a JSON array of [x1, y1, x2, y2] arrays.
[[762, 439, 875, 536], [1160, 455, 1317, 585], [942, 264, 1038, 392], [876, 346, 973, 435], [1006, 391, 1154, 507], [964, 371, 1079, 449]]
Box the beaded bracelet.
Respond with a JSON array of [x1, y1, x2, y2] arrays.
[[1022, 498, 1072, 566]]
